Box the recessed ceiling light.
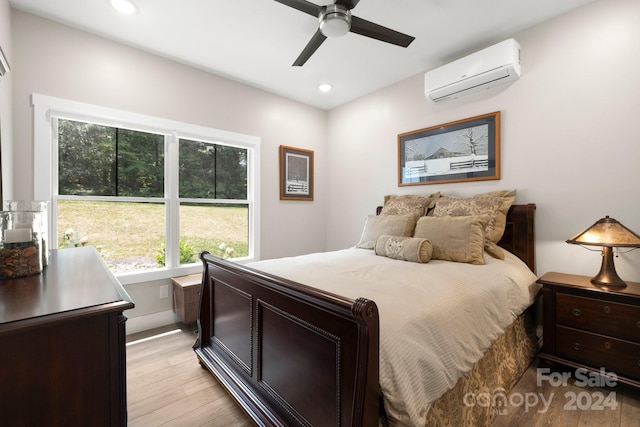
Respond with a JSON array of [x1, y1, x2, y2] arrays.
[[318, 83, 333, 93], [110, 0, 137, 15]]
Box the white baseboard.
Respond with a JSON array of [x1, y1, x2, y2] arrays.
[[125, 310, 177, 335]]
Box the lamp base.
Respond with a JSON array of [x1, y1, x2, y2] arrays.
[[590, 246, 627, 288]]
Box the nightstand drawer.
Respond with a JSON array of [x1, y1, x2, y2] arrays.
[[557, 326, 640, 380], [556, 293, 640, 342]]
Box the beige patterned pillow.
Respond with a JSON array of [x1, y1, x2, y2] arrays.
[[375, 235, 433, 263], [356, 214, 417, 250], [473, 190, 516, 243], [413, 215, 489, 265], [431, 191, 516, 259], [380, 192, 441, 217]]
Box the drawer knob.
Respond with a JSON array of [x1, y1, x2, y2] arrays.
[[572, 308, 582, 317], [603, 305, 611, 314], [637, 320, 640, 329], [573, 342, 581, 351], [604, 341, 611, 350]]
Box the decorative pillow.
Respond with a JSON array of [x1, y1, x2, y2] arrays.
[[473, 190, 516, 242], [431, 190, 516, 259], [380, 192, 441, 217], [356, 214, 417, 250], [375, 235, 433, 263], [413, 215, 489, 265]]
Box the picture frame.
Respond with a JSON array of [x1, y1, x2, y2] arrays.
[[397, 111, 500, 186], [279, 145, 314, 201], [0, 45, 10, 77]]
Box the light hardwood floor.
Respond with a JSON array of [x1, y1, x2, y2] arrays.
[[126, 324, 640, 426], [126, 323, 253, 426], [492, 361, 640, 427]]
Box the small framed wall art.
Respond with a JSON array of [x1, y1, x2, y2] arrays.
[[0, 44, 10, 77], [398, 111, 500, 186], [279, 145, 314, 201]]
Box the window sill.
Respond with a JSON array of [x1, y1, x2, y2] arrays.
[[116, 256, 256, 286]]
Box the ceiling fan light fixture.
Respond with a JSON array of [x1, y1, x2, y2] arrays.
[[319, 5, 351, 38]]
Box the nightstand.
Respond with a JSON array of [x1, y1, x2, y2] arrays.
[[538, 272, 640, 388], [171, 273, 202, 324]]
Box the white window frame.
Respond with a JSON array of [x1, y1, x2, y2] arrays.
[[33, 93, 261, 285]]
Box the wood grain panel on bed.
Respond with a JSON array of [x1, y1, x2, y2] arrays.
[[194, 257, 380, 426], [213, 281, 252, 374]]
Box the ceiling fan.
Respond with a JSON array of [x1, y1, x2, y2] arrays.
[[274, 0, 415, 66]]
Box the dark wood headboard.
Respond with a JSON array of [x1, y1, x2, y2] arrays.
[[375, 203, 536, 273], [498, 204, 536, 273]]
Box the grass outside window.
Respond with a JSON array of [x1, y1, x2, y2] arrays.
[[57, 200, 248, 273]]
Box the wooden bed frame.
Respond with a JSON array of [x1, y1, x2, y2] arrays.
[[194, 204, 536, 426]]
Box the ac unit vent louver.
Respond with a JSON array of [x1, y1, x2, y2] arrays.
[[425, 39, 521, 102]]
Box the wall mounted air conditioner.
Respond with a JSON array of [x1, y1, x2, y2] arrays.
[[424, 39, 521, 103]]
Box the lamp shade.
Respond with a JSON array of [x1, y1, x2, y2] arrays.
[[566, 216, 640, 247], [566, 216, 640, 287]]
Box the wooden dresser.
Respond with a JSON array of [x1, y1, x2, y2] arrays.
[[0, 246, 135, 426], [538, 272, 640, 388]]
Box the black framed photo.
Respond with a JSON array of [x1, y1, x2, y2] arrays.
[[279, 145, 314, 201], [397, 111, 500, 186]]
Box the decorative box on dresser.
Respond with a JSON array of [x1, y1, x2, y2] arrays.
[[0, 246, 135, 426], [538, 272, 640, 387]]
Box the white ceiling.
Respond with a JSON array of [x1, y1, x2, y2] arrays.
[[10, 0, 596, 110]]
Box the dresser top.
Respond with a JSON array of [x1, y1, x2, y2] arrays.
[[0, 247, 134, 327]]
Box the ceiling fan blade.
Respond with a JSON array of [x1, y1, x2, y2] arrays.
[[350, 16, 415, 47], [273, 0, 323, 17], [335, 0, 360, 10], [293, 29, 327, 66]]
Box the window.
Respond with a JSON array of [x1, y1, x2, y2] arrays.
[[33, 94, 260, 283]]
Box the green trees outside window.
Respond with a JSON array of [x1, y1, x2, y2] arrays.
[[56, 119, 249, 272]]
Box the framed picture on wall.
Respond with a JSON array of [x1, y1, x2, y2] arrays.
[[279, 145, 314, 201], [398, 111, 500, 186], [0, 45, 10, 77]]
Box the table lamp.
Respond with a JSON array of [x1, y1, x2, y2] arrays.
[[566, 216, 640, 288]]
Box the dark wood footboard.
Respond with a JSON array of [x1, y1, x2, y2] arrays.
[[194, 252, 380, 427]]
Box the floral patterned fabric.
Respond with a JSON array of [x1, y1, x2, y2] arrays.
[[379, 309, 537, 427], [374, 235, 433, 263], [425, 309, 537, 426], [432, 196, 503, 240], [431, 191, 516, 260], [381, 193, 441, 217]]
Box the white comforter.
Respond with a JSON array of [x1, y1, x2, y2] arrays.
[[246, 248, 539, 427]]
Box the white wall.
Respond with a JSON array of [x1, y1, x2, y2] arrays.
[[10, 10, 328, 325], [0, 0, 13, 201], [11, 9, 328, 261], [325, 0, 640, 282]]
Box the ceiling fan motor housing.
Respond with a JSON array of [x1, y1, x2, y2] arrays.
[[319, 4, 351, 38], [278, 0, 414, 66]]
